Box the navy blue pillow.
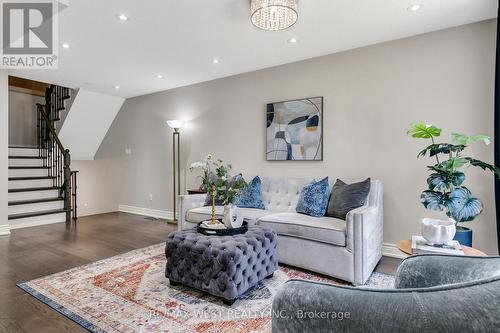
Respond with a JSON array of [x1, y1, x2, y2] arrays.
[[235, 176, 265, 209], [296, 177, 330, 217]]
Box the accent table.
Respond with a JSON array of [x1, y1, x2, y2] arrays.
[[397, 239, 487, 256]]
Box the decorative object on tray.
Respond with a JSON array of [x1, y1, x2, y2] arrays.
[[411, 235, 464, 255], [421, 218, 456, 245], [197, 220, 249, 236], [223, 203, 244, 228], [266, 96, 323, 161], [407, 122, 500, 246]]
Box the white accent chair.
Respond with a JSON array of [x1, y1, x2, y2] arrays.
[[178, 177, 383, 285]]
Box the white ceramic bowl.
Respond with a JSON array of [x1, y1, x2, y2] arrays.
[[421, 218, 456, 245]]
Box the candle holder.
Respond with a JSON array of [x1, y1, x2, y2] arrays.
[[210, 184, 217, 225]]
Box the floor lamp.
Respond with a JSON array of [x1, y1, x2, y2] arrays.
[[166, 120, 185, 224]]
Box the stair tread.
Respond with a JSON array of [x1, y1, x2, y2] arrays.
[[9, 176, 56, 181], [8, 208, 69, 220], [8, 186, 60, 193], [9, 156, 43, 159], [8, 198, 63, 206], [8, 146, 42, 149], [9, 166, 49, 169]]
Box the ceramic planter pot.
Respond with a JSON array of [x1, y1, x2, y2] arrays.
[[453, 227, 473, 247], [421, 218, 456, 245]]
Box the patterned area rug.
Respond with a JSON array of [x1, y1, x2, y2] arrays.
[[18, 243, 394, 333]]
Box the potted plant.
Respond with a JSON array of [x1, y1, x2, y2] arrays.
[[190, 155, 246, 227], [189, 154, 217, 192], [407, 122, 500, 246]]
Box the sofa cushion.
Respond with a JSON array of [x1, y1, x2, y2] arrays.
[[258, 212, 346, 247], [235, 176, 265, 209], [326, 178, 371, 220], [186, 206, 272, 224], [296, 177, 330, 217]]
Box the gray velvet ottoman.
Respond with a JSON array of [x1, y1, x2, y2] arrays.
[[165, 225, 278, 304]]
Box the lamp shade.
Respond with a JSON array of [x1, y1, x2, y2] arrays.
[[166, 120, 185, 130]]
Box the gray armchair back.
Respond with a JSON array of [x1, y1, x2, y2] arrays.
[[272, 255, 500, 333]]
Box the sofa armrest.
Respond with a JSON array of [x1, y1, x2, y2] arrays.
[[395, 254, 500, 289], [345, 181, 383, 285], [272, 278, 500, 333], [272, 280, 419, 333], [178, 194, 206, 230]]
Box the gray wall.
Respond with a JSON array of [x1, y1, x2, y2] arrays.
[[8, 91, 44, 147], [0, 71, 8, 228], [85, 20, 498, 253]]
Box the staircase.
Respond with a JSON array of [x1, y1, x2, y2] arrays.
[[8, 85, 78, 229]]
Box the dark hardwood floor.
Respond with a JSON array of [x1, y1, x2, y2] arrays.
[[0, 212, 400, 332]]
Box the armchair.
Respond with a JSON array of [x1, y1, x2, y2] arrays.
[[272, 254, 500, 333]]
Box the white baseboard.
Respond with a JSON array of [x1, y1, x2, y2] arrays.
[[0, 224, 10, 236], [118, 205, 174, 220], [382, 242, 408, 259], [9, 215, 66, 230]]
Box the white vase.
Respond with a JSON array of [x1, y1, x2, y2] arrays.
[[222, 204, 235, 228], [222, 204, 244, 229], [231, 207, 244, 228], [421, 218, 456, 245]]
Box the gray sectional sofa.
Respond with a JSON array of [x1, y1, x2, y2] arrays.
[[178, 177, 383, 285]]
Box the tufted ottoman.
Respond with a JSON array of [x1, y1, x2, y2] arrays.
[[165, 225, 278, 305]]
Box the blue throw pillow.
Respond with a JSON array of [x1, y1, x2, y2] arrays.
[[235, 176, 265, 209], [296, 177, 330, 217]]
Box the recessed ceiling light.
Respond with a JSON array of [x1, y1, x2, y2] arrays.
[[287, 37, 298, 43], [408, 4, 422, 12], [156, 74, 163, 79], [61, 43, 70, 49], [117, 14, 129, 21], [212, 58, 220, 64], [114, 85, 120, 90]]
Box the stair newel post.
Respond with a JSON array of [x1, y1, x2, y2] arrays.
[[63, 149, 71, 222]]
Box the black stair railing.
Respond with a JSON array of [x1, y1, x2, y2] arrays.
[[36, 84, 77, 222]]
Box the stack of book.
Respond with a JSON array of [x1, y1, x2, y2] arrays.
[[411, 235, 464, 255]]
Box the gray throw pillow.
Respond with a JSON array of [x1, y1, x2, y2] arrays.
[[326, 178, 371, 220]]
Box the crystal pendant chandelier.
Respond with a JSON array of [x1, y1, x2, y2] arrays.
[[250, 0, 298, 31]]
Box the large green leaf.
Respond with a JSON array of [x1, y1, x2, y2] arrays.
[[431, 157, 469, 172], [447, 187, 483, 222], [464, 158, 500, 178], [417, 143, 465, 158], [427, 172, 465, 191], [420, 190, 444, 211], [407, 122, 442, 139], [451, 133, 491, 146]]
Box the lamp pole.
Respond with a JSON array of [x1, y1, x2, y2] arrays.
[[172, 128, 180, 223], [166, 120, 185, 224]]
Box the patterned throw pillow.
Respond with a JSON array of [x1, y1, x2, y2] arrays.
[[296, 177, 330, 217], [235, 176, 265, 209]]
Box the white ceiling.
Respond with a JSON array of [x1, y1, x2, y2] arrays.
[[10, 0, 498, 98]]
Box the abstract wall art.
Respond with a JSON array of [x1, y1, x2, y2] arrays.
[[266, 96, 323, 161]]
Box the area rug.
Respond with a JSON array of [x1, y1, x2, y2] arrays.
[[18, 243, 394, 333]]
